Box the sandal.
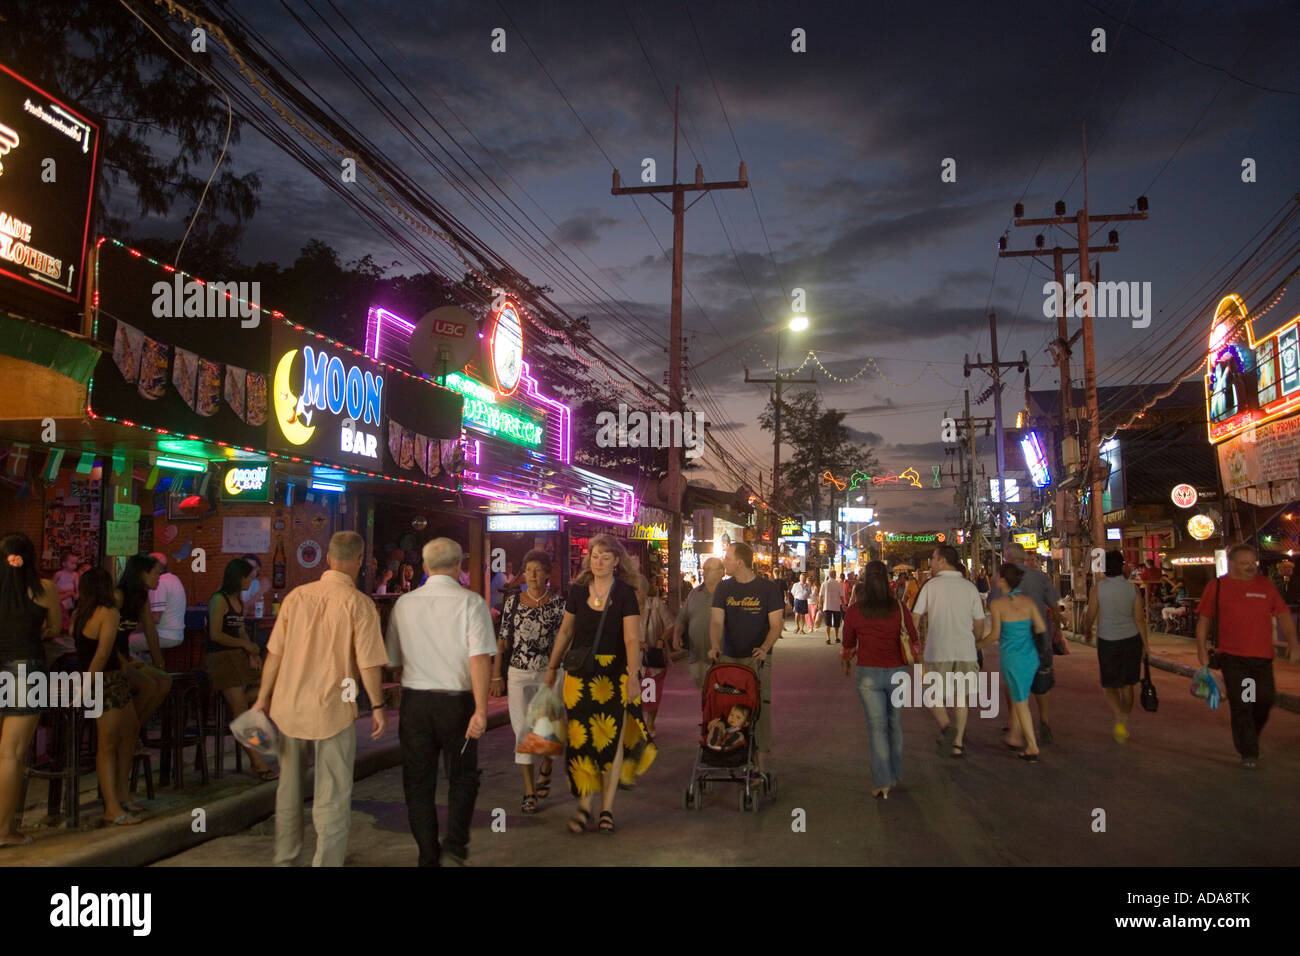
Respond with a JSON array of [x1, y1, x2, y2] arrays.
[[535, 763, 552, 799], [937, 724, 957, 754], [1018, 751, 1039, 763], [254, 767, 280, 781], [522, 794, 538, 814], [598, 810, 615, 834], [950, 744, 965, 758], [100, 813, 142, 827], [567, 807, 591, 834]]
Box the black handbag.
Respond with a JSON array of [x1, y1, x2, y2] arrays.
[[1208, 575, 1222, 670], [563, 586, 612, 677], [1140, 655, 1159, 712]]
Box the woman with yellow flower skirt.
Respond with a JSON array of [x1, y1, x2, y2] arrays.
[[546, 535, 656, 834]]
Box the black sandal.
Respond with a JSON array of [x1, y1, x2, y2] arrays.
[[1018, 751, 1039, 762], [598, 810, 615, 834], [522, 794, 538, 814], [535, 762, 552, 799], [567, 807, 591, 834], [950, 744, 965, 758]]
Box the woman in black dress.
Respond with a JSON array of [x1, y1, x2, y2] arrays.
[[0, 533, 61, 845], [75, 567, 143, 825], [207, 558, 276, 779], [545, 535, 655, 834]]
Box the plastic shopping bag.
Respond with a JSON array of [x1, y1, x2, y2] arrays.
[[516, 684, 565, 756], [230, 707, 279, 757], [1190, 667, 1220, 711]]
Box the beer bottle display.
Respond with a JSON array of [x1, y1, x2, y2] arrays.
[[272, 535, 287, 589]]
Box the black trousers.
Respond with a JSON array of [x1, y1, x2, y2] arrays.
[[399, 689, 480, 866], [1218, 654, 1276, 759]]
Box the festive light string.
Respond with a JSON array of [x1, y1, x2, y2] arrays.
[[147, 0, 661, 408], [739, 342, 971, 389], [821, 468, 924, 491]]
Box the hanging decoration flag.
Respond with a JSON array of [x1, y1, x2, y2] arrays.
[[6, 443, 29, 477], [932, 465, 942, 488], [75, 452, 95, 475], [42, 448, 65, 481]]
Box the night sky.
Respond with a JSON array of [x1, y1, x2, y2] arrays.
[[119, 0, 1300, 531]]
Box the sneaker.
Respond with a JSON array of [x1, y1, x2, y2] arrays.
[[1038, 722, 1054, 745], [441, 850, 469, 866], [1240, 757, 1259, 770], [1112, 722, 1129, 744]]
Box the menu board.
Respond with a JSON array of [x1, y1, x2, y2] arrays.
[[222, 516, 272, 554]]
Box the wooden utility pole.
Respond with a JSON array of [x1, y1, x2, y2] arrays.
[[612, 86, 748, 612], [1001, 154, 1149, 603], [745, 358, 817, 565], [965, 314, 1027, 556]]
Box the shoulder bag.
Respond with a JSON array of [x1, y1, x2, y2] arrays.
[[643, 597, 668, 669], [1139, 655, 1159, 712], [1207, 576, 1222, 670], [898, 600, 922, 665], [563, 584, 613, 678]]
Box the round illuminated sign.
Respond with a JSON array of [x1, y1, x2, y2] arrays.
[[1187, 514, 1215, 540], [224, 465, 268, 496], [490, 301, 523, 396], [1170, 483, 1198, 509]]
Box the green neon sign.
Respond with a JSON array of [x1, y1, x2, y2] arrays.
[[444, 372, 543, 449]]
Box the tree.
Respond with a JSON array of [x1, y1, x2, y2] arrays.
[[758, 388, 878, 542], [0, 0, 260, 259]]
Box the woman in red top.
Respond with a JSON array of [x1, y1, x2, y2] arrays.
[[841, 561, 918, 800]]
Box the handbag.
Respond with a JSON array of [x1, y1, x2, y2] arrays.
[[1139, 655, 1158, 712], [1208, 575, 1222, 670], [898, 600, 922, 665], [563, 586, 612, 677]]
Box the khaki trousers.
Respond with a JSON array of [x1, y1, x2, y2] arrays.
[[274, 725, 356, 867]]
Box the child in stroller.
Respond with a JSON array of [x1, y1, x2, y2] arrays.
[[706, 703, 752, 753]]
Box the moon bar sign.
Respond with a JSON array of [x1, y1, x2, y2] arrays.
[[1170, 483, 1198, 509], [0, 60, 101, 309], [270, 324, 383, 463]]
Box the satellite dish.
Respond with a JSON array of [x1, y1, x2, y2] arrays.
[[409, 306, 478, 378]]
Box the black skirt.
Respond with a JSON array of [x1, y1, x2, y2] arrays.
[[1098, 635, 1142, 688]]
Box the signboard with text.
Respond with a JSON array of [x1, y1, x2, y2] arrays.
[[0, 61, 100, 307]]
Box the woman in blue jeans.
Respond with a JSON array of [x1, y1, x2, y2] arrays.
[[841, 561, 916, 800]]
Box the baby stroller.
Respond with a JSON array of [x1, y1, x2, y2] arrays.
[[681, 661, 776, 813]]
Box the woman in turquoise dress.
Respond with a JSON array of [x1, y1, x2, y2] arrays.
[[981, 563, 1047, 761]]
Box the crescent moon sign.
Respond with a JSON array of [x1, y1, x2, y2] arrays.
[[273, 350, 316, 446]]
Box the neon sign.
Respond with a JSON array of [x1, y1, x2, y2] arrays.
[[821, 468, 923, 490], [490, 300, 523, 396], [221, 464, 270, 501], [1021, 431, 1051, 488], [443, 371, 543, 449], [272, 339, 383, 461], [1205, 293, 1300, 444]]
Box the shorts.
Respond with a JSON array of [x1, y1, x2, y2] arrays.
[[0, 658, 47, 715], [204, 648, 260, 693], [924, 660, 982, 707], [823, 610, 842, 628], [102, 670, 133, 711], [1098, 634, 1142, 688], [793, 599, 809, 615]]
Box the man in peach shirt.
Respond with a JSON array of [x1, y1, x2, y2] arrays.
[[253, 531, 389, 866]]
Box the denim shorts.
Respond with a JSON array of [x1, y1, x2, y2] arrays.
[[0, 658, 47, 715]]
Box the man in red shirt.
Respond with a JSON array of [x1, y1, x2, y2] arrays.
[[1196, 543, 1300, 768]]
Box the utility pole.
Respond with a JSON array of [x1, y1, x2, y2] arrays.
[[612, 86, 748, 613], [745, 360, 817, 565], [956, 389, 994, 573], [965, 314, 1027, 556], [1000, 145, 1149, 606]]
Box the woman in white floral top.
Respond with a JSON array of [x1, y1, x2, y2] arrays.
[[491, 549, 565, 814]]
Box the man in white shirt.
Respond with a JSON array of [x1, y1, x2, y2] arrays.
[[819, 568, 844, 645], [130, 551, 187, 658], [790, 573, 811, 634], [911, 545, 987, 758], [386, 537, 494, 867]]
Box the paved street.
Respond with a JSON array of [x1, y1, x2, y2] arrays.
[[154, 621, 1300, 867]]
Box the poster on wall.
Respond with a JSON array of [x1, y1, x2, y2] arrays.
[[222, 516, 272, 554], [41, 472, 101, 571]]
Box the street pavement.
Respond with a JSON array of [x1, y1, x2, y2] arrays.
[[155, 621, 1300, 867]]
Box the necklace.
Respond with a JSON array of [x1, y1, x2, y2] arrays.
[[523, 588, 552, 606], [591, 579, 613, 608]]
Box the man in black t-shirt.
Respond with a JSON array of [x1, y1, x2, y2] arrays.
[[709, 542, 783, 773]]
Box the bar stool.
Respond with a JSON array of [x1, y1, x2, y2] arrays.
[[17, 705, 88, 829], [147, 672, 209, 789], [208, 692, 244, 778]]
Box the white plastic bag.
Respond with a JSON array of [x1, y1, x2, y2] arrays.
[[230, 708, 279, 758]]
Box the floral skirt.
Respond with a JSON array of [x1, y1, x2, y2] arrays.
[[562, 654, 657, 797]]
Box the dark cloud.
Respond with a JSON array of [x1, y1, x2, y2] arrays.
[[551, 208, 620, 247]]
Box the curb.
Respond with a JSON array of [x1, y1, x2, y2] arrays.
[[28, 708, 512, 867], [1061, 631, 1300, 715]]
